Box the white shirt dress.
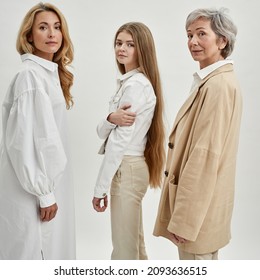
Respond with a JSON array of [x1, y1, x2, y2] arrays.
[[0, 54, 75, 259]]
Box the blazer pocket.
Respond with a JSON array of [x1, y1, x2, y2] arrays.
[[159, 175, 177, 222], [168, 176, 178, 213]]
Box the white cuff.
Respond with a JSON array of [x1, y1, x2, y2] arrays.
[[38, 192, 56, 207], [94, 189, 108, 198], [104, 118, 117, 128]]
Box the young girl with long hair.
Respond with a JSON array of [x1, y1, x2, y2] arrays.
[[92, 22, 165, 260]]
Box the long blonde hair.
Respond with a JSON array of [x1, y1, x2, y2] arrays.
[[16, 2, 74, 109], [114, 22, 165, 188]]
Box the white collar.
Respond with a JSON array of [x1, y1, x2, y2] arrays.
[[117, 68, 140, 82], [21, 53, 58, 72], [196, 59, 233, 80]]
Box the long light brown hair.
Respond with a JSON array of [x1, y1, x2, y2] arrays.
[[114, 22, 165, 188], [16, 2, 74, 108]]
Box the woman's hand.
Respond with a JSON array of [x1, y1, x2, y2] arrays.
[[168, 232, 188, 244], [108, 104, 136, 126], [40, 203, 58, 222], [92, 196, 108, 212]]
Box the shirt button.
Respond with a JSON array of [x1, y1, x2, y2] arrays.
[[168, 142, 174, 149], [164, 171, 169, 177]]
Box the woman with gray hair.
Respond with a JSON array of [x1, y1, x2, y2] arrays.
[[154, 8, 242, 260]]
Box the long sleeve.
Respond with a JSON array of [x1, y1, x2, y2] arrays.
[[96, 118, 116, 140], [96, 80, 121, 139], [94, 79, 155, 198], [5, 87, 67, 207], [168, 79, 237, 241]]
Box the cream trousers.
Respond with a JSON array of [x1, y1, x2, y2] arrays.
[[110, 156, 149, 260], [178, 248, 219, 260]]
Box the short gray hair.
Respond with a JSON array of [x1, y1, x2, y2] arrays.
[[185, 8, 237, 58]]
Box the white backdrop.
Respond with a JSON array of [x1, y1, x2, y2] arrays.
[[0, 0, 259, 260]]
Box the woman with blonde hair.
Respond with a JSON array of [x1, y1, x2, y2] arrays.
[[0, 2, 75, 259], [92, 22, 165, 260]]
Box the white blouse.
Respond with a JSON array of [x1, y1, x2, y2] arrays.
[[94, 69, 156, 198], [0, 53, 75, 259], [1, 53, 67, 207]]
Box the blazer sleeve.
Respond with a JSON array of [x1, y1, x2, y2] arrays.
[[6, 87, 67, 208], [167, 79, 237, 241]]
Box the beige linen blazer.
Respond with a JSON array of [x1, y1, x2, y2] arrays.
[[153, 64, 242, 254]]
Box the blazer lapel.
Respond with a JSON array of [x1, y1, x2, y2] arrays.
[[169, 64, 233, 139], [169, 88, 199, 139]]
